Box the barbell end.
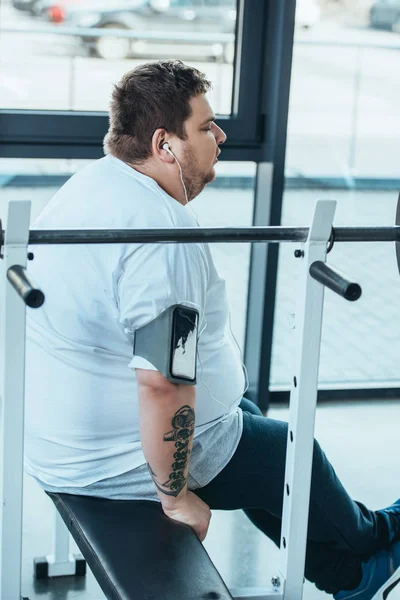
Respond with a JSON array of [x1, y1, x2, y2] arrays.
[[7, 265, 45, 309], [309, 261, 362, 302]]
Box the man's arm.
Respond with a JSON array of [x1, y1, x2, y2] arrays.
[[137, 368, 195, 504], [136, 368, 211, 541]]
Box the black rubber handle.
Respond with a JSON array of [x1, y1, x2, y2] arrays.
[[7, 265, 45, 308], [309, 261, 362, 302]]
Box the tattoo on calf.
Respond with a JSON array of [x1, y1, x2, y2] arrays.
[[147, 405, 195, 497]]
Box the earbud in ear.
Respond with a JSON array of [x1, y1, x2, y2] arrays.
[[162, 142, 175, 159]]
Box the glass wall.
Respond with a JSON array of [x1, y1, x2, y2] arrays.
[[271, 1, 400, 391], [271, 188, 400, 391], [285, 2, 399, 179], [0, 0, 236, 113]]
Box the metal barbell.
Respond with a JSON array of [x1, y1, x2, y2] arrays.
[[1, 189, 400, 309]]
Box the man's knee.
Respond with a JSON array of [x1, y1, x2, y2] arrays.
[[239, 397, 264, 417]]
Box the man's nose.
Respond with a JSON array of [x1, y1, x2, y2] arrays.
[[214, 124, 227, 145]]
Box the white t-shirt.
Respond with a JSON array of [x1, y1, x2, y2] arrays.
[[24, 155, 245, 488]]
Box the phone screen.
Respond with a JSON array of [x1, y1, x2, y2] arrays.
[[170, 306, 198, 381]]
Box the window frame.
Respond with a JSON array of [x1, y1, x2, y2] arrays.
[[0, 0, 269, 160]]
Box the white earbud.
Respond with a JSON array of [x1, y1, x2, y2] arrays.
[[162, 142, 173, 156]]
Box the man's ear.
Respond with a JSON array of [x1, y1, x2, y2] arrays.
[[152, 128, 175, 163]]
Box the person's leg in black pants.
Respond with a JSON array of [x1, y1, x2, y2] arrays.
[[194, 398, 391, 596]]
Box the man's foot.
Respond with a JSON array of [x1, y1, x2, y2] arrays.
[[334, 541, 400, 599], [371, 565, 400, 599], [377, 500, 400, 544]]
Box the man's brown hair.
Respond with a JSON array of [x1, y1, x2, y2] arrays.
[[103, 60, 212, 164]]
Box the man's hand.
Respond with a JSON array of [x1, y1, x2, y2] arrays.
[[161, 490, 212, 542]]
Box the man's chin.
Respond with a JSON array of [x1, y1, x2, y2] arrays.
[[205, 168, 216, 185], [188, 170, 216, 200]]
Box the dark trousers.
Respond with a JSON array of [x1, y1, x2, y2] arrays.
[[194, 398, 388, 595]]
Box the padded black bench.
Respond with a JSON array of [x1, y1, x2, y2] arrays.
[[47, 492, 234, 600]]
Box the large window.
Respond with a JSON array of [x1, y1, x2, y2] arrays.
[[271, 1, 400, 393], [1, 0, 237, 114], [0, 0, 273, 157], [272, 188, 400, 391], [285, 4, 400, 180]]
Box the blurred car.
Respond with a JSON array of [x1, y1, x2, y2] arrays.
[[369, 0, 400, 30], [36, 0, 236, 61], [295, 0, 321, 29], [12, 0, 43, 15]]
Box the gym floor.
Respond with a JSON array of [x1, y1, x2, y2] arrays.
[[20, 398, 400, 600]]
